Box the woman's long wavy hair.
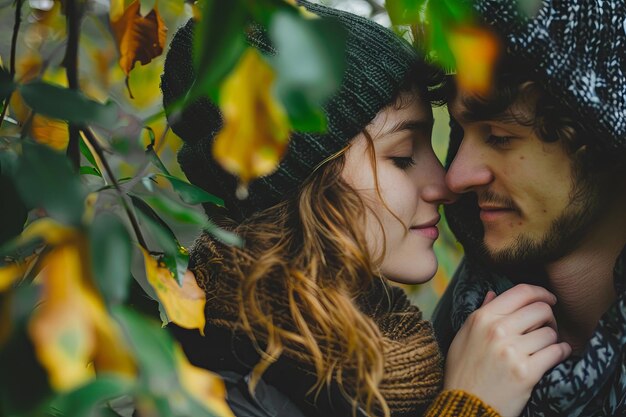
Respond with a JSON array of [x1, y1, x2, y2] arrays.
[[206, 65, 445, 417], [214, 153, 389, 416]]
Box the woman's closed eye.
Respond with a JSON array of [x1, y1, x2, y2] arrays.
[[390, 156, 416, 170]]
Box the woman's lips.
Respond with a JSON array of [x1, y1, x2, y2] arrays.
[[410, 225, 439, 240]]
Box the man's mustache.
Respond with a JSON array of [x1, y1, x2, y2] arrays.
[[477, 190, 519, 211]]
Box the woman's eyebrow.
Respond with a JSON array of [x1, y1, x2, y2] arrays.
[[386, 119, 434, 135]]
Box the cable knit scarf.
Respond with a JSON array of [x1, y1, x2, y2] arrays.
[[449, 246, 626, 417], [189, 232, 443, 416]]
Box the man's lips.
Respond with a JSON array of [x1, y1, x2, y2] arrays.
[[479, 205, 517, 222]]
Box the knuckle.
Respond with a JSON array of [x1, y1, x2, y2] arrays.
[[516, 283, 535, 297], [498, 344, 517, 362], [468, 309, 487, 327], [488, 323, 507, 341], [511, 362, 529, 380], [545, 327, 558, 342]]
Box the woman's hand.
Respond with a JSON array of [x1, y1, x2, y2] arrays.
[[444, 284, 571, 417]]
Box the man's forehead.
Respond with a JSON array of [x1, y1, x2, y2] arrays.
[[449, 91, 535, 126]]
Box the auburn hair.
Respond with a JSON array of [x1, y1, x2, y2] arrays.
[[203, 66, 444, 417]]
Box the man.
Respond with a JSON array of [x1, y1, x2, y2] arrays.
[[433, 0, 626, 415]]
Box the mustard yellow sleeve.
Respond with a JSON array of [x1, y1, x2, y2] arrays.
[[423, 390, 501, 417]]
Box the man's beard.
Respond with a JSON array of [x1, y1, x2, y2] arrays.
[[477, 171, 608, 269]]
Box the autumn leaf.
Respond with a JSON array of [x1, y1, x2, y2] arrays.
[[175, 346, 235, 417], [9, 55, 69, 149], [110, 0, 167, 98], [0, 262, 28, 292], [447, 26, 500, 95], [213, 48, 291, 197], [7, 220, 136, 391], [141, 249, 206, 334], [29, 240, 136, 391]]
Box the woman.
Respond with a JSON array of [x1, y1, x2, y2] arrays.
[[161, 2, 570, 416]]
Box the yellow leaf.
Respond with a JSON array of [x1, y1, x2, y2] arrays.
[[19, 218, 76, 246], [176, 347, 235, 417], [28, 239, 135, 391], [284, 0, 318, 19], [0, 253, 38, 292], [110, 0, 125, 22], [213, 48, 291, 186], [0, 263, 28, 292], [30, 115, 69, 150], [16, 54, 43, 84], [447, 26, 500, 96], [29, 244, 97, 391], [110, 0, 167, 98], [141, 249, 206, 334]]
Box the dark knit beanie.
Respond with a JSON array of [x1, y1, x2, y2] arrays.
[[473, 0, 626, 151], [161, 1, 428, 221]]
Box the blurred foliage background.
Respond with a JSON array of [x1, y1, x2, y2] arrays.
[[0, 0, 481, 416]]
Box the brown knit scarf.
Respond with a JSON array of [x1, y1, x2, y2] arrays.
[[190, 232, 443, 416]]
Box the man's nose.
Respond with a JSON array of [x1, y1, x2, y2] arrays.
[[445, 140, 493, 194]]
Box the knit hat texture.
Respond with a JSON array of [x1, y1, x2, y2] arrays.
[[161, 0, 423, 221], [474, 0, 626, 151]]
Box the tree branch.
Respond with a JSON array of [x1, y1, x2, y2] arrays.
[[64, 0, 81, 170], [81, 128, 150, 251], [0, 0, 24, 131]]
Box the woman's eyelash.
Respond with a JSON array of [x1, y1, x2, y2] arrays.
[[485, 135, 513, 147], [391, 156, 416, 170]]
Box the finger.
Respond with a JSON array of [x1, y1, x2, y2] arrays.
[[503, 301, 557, 335], [516, 327, 558, 355], [481, 290, 497, 307], [482, 284, 557, 315], [528, 342, 572, 381]]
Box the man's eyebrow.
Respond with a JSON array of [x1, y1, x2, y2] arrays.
[[453, 105, 525, 125], [386, 119, 434, 134]]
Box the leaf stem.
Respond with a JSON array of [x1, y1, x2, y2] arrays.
[[0, 0, 24, 130], [64, 0, 81, 170], [81, 128, 150, 251]]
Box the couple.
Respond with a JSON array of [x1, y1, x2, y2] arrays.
[[162, 0, 626, 416]]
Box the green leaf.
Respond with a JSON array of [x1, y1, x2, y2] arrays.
[[19, 81, 118, 126], [193, 1, 248, 101], [276, 90, 327, 132], [79, 137, 99, 169], [0, 65, 15, 103], [47, 376, 135, 417], [146, 146, 171, 176], [112, 307, 177, 387], [142, 194, 207, 225], [90, 213, 133, 305], [113, 308, 221, 417], [14, 141, 86, 226], [269, 10, 346, 133], [0, 154, 28, 245], [386, 0, 427, 25], [129, 195, 189, 286], [203, 220, 244, 248], [156, 174, 224, 206], [80, 166, 102, 176]]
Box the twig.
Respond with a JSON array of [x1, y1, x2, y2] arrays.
[[64, 0, 81, 170], [81, 128, 150, 251], [119, 123, 171, 192], [0, 0, 24, 131], [9, 0, 22, 78]]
